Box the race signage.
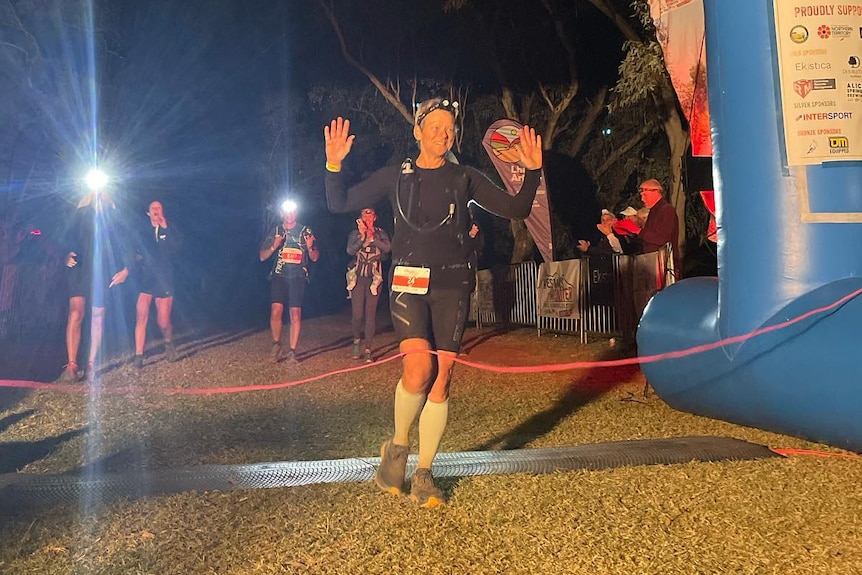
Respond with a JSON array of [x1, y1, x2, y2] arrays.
[[536, 260, 580, 320], [774, 1, 862, 164]]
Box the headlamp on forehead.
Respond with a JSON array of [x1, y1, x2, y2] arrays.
[[280, 199, 298, 215], [415, 98, 460, 126]]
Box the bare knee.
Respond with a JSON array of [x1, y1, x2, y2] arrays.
[[270, 304, 283, 322]]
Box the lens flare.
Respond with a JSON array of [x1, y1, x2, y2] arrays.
[[84, 168, 109, 191], [280, 199, 298, 214]]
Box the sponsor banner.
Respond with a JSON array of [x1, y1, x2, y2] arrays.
[[536, 260, 580, 320], [774, 1, 862, 164], [587, 255, 615, 308], [482, 120, 555, 262], [649, 0, 713, 157]]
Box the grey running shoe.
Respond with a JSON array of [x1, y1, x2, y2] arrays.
[[375, 439, 409, 495], [55, 362, 79, 384], [165, 342, 179, 362], [410, 468, 445, 508], [363, 349, 373, 363], [133, 355, 144, 370], [351, 340, 361, 359], [284, 349, 298, 364], [270, 341, 282, 363]]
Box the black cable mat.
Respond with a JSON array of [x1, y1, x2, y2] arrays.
[[0, 436, 780, 513]]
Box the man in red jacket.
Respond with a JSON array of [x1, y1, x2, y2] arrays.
[[638, 179, 680, 277]]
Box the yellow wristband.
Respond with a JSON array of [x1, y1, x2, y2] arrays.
[[325, 162, 341, 173]]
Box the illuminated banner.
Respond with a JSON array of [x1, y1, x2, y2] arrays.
[[536, 260, 580, 320], [482, 120, 555, 262], [773, 1, 862, 165], [649, 0, 713, 157]]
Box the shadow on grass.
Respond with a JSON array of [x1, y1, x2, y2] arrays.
[[95, 327, 261, 376], [470, 349, 640, 452], [0, 426, 88, 474]]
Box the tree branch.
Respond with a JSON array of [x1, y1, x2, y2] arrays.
[[594, 121, 656, 177], [568, 86, 609, 157], [316, 0, 413, 124]]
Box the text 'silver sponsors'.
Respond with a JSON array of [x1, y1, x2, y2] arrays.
[[774, 2, 862, 164]]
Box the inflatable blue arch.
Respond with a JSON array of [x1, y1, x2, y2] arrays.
[[637, 0, 862, 453]]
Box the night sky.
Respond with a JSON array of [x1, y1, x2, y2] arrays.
[[2, 0, 626, 333]]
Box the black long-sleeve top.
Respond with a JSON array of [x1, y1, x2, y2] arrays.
[[136, 220, 182, 280], [326, 162, 540, 268], [65, 198, 134, 275]]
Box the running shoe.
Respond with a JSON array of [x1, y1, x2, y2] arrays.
[[284, 349, 298, 364], [410, 468, 445, 508], [270, 341, 282, 363], [351, 340, 361, 359], [374, 439, 409, 495], [55, 362, 79, 383], [165, 342, 179, 362], [133, 355, 144, 370], [363, 349, 373, 363]]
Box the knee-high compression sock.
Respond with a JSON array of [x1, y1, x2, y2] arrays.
[[393, 380, 426, 446], [417, 399, 449, 469]]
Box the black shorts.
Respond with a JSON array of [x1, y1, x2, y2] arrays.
[[139, 268, 174, 298], [388, 265, 474, 353], [270, 275, 306, 308], [66, 264, 113, 308]]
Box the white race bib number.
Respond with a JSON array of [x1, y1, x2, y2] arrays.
[[392, 266, 430, 295]]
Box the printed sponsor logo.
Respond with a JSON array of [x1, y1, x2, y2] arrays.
[[793, 78, 837, 98], [795, 111, 853, 121], [828, 136, 850, 154], [818, 24, 854, 39], [848, 82, 862, 101], [790, 25, 809, 43], [806, 140, 818, 155], [795, 61, 832, 71], [849, 56, 860, 68]]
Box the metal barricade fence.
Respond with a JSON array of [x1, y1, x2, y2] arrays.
[[473, 261, 538, 328], [472, 244, 675, 343]]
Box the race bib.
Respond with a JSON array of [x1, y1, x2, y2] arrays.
[[392, 265, 430, 295], [279, 248, 303, 264]]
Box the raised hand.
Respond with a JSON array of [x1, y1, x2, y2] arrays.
[[66, 252, 78, 268], [517, 125, 543, 170], [324, 117, 356, 168]]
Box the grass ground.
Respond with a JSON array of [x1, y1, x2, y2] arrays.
[[1, 311, 860, 574]]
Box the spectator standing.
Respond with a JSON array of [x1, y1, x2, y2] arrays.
[[133, 201, 182, 369], [56, 188, 132, 382], [614, 206, 643, 255], [638, 178, 680, 274], [346, 207, 391, 362], [577, 209, 623, 256]]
